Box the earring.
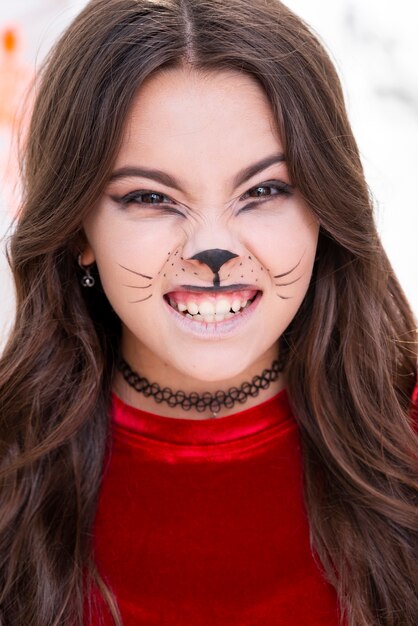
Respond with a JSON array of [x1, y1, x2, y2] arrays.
[[78, 254, 95, 288]]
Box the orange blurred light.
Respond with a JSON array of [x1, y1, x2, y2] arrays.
[[3, 29, 17, 54]]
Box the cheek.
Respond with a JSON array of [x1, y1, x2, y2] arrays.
[[119, 221, 178, 263], [240, 205, 319, 272], [83, 214, 181, 320], [88, 217, 179, 276]]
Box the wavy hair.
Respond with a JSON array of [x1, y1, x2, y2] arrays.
[[0, 0, 417, 624]]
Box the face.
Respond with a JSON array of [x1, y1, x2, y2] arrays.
[[82, 67, 319, 391]]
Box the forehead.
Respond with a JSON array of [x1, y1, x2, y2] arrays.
[[114, 67, 283, 189]]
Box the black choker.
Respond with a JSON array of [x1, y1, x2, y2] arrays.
[[117, 355, 285, 418]]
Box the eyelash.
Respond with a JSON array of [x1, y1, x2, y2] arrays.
[[240, 181, 293, 211], [113, 190, 184, 215], [112, 180, 293, 215]]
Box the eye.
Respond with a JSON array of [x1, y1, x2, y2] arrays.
[[239, 180, 293, 211], [111, 190, 184, 215]]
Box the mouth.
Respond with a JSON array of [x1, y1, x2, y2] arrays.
[[163, 288, 261, 324]]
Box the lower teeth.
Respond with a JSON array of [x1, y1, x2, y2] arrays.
[[185, 311, 236, 322]]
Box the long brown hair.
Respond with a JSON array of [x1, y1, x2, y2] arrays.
[[0, 0, 417, 624]]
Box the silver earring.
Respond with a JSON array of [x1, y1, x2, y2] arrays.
[[78, 254, 95, 288]]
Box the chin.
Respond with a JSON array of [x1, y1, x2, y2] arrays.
[[171, 356, 255, 387]]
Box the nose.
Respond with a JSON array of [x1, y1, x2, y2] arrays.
[[186, 248, 238, 288], [189, 249, 238, 274]]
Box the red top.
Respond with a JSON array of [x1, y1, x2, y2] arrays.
[[91, 389, 341, 625], [91, 384, 418, 625]]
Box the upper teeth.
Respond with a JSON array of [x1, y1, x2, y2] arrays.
[[171, 297, 250, 317]]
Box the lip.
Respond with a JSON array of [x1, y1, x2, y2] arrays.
[[164, 290, 263, 340], [164, 283, 261, 295]]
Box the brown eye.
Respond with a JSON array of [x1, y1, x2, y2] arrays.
[[249, 186, 273, 197], [117, 190, 170, 205], [112, 191, 171, 206], [239, 181, 293, 213], [111, 190, 184, 216], [140, 192, 166, 204], [245, 182, 291, 199]]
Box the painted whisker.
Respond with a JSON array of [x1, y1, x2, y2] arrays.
[[275, 275, 303, 287], [273, 256, 302, 279], [129, 294, 153, 304], [118, 263, 152, 280]]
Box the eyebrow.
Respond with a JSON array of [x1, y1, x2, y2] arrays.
[[108, 153, 286, 192]]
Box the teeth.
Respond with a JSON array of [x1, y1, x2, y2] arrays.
[[186, 301, 199, 315], [215, 298, 231, 316], [170, 292, 258, 320], [231, 299, 241, 312], [202, 314, 215, 322], [198, 301, 216, 316]]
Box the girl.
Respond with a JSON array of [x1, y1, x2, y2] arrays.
[[0, 0, 417, 624]]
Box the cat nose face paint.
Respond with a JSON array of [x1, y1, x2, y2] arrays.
[[188, 249, 238, 288]]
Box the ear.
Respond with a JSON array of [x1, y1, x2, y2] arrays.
[[79, 244, 96, 266], [73, 229, 96, 266]]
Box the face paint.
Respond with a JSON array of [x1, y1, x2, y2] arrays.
[[117, 264, 153, 303], [273, 255, 304, 300], [188, 248, 239, 288], [82, 67, 319, 393]]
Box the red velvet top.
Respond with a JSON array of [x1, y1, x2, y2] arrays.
[[90, 384, 418, 625], [91, 389, 340, 625]]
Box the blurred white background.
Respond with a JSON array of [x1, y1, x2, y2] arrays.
[[1, 0, 417, 348]]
